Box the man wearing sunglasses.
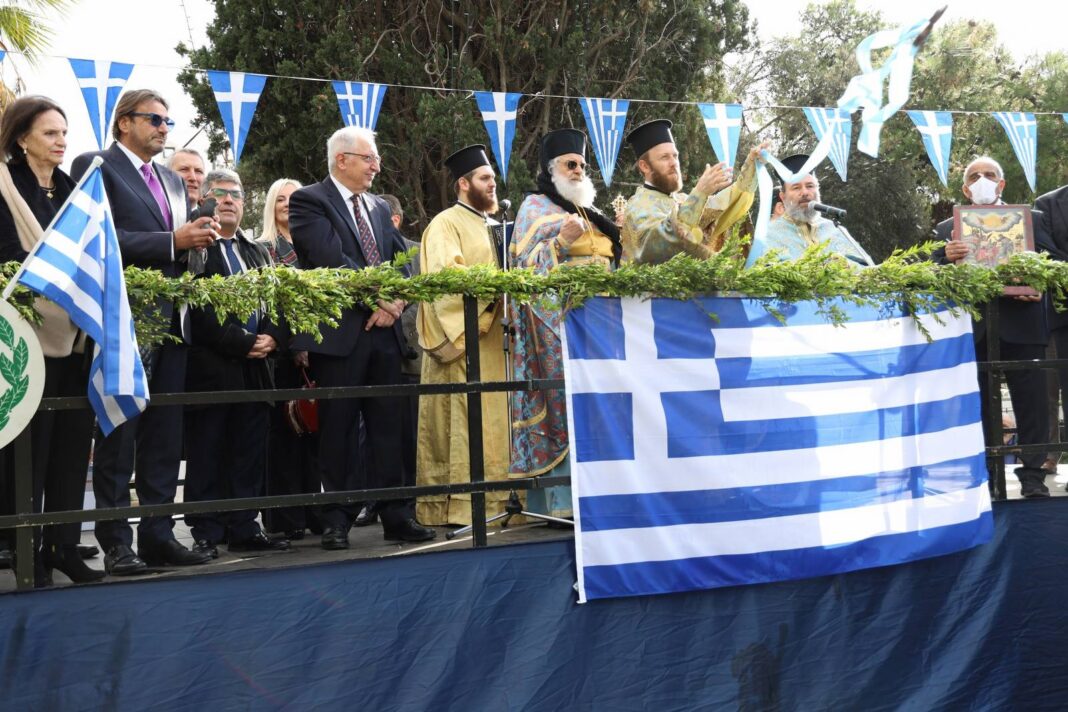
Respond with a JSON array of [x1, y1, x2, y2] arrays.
[[72, 89, 219, 575]]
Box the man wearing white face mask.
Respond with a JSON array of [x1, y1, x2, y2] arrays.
[[933, 156, 1055, 497]]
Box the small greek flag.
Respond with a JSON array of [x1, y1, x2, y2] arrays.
[[579, 97, 630, 187], [14, 161, 149, 435], [698, 103, 744, 169], [563, 296, 992, 602], [907, 111, 953, 187], [207, 71, 268, 164], [803, 107, 852, 182], [474, 91, 521, 183], [993, 112, 1038, 193], [332, 80, 388, 130], [68, 58, 135, 150]]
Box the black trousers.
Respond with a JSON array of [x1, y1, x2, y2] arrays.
[[263, 357, 322, 535], [976, 336, 1049, 478], [92, 343, 187, 550], [310, 327, 410, 531]]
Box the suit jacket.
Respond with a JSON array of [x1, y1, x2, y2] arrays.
[[932, 209, 1051, 346], [71, 143, 189, 331], [1035, 185, 1068, 329], [186, 229, 286, 394], [287, 177, 405, 356]]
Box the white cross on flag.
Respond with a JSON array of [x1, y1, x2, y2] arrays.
[[579, 97, 630, 187], [68, 58, 135, 150], [473, 91, 521, 184], [206, 71, 268, 164], [698, 103, 744, 170], [993, 112, 1038, 193], [332, 81, 388, 130], [906, 111, 953, 187], [803, 107, 852, 182]]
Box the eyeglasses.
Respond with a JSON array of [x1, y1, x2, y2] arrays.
[[342, 151, 381, 165], [564, 159, 586, 171], [208, 187, 244, 200], [128, 112, 176, 129]]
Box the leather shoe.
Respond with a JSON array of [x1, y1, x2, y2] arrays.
[[229, 532, 290, 552], [383, 518, 437, 543], [78, 544, 100, 560], [192, 539, 219, 559], [139, 539, 212, 567], [353, 503, 379, 527], [321, 527, 349, 550], [1020, 475, 1050, 499], [284, 529, 305, 541], [104, 544, 148, 576]]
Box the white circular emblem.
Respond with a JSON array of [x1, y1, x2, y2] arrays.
[[0, 299, 46, 449]]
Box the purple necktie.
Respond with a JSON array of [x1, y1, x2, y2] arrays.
[[140, 163, 172, 229], [351, 195, 382, 266]]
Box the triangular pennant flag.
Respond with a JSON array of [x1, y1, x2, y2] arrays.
[[698, 103, 744, 169], [906, 110, 953, 187], [803, 107, 852, 181], [473, 91, 521, 183], [206, 71, 268, 164], [68, 58, 135, 150], [332, 81, 388, 130], [579, 97, 630, 187], [1063, 113, 1068, 127], [993, 112, 1038, 193]]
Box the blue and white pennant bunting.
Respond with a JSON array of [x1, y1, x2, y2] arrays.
[[906, 110, 953, 187], [68, 58, 135, 150], [332, 80, 388, 130], [206, 71, 268, 164], [698, 103, 744, 170], [579, 97, 629, 187], [473, 91, 521, 183], [803, 107, 852, 181], [993, 112, 1038, 193]]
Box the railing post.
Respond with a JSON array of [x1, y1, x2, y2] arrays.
[[13, 426, 34, 590], [463, 295, 488, 547], [985, 299, 1007, 500]]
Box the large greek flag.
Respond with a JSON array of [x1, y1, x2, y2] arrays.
[[14, 162, 149, 435], [563, 296, 992, 602]]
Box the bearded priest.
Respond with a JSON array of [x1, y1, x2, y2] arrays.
[[507, 128, 622, 518]]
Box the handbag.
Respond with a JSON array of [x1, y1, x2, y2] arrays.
[[285, 368, 319, 435]]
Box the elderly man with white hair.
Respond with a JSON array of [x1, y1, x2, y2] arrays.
[[288, 126, 436, 547]]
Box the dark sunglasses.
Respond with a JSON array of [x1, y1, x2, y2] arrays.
[[208, 187, 244, 200], [128, 112, 176, 129], [565, 159, 586, 171]]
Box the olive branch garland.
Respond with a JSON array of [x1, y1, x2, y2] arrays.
[[0, 313, 30, 431], [0, 239, 1065, 348]]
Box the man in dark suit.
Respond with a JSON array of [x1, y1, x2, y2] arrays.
[[72, 89, 217, 573], [1035, 182, 1068, 479], [288, 126, 435, 548], [184, 168, 289, 557], [934, 156, 1054, 497]]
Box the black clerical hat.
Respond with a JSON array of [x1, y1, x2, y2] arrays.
[[541, 128, 587, 161], [445, 144, 492, 180], [780, 153, 810, 175], [627, 119, 674, 158]]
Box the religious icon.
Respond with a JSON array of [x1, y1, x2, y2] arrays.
[[951, 204, 1036, 296]]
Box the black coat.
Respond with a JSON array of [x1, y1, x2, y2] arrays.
[[0, 161, 76, 263], [1035, 185, 1068, 329]]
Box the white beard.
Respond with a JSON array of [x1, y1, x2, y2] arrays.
[[552, 172, 597, 208], [785, 202, 819, 225]]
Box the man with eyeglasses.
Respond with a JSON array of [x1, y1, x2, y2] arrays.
[[72, 89, 218, 575], [506, 128, 621, 518], [289, 126, 436, 548], [183, 168, 289, 557]]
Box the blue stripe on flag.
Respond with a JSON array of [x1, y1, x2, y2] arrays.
[[581, 511, 994, 600], [578, 453, 987, 532], [662, 391, 980, 458], [573, 392, 633, 462], [565, 297, 626, 360]]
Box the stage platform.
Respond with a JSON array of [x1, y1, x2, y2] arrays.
[[3, 497, 1068, 710]]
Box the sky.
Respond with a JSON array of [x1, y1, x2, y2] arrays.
[[1, 0, 1057, 172]]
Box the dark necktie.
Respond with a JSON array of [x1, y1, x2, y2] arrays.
[[221, 239, 258, 332], [140, 163, 172, 229], [351, 195, 382, 266]]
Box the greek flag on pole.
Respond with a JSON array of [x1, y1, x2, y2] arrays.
[[993, 112, 1038, 193], [474, 91, 521, 183], [16, 163, 148, 435], [698, 103, 744, 170], [68, 58, 135, 150], [207, 71, 267, 164], [579, 97, 629, 187], [907, 111, 953, 187], [562, 296, 992, 602], [332, 81, 388, 130], [803, 107, 852, 181]]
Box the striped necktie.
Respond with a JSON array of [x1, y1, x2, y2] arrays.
[[351, 195, 382, 266]]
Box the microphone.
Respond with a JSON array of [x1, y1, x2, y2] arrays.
[[498, 199, 512, 216], [811, 201, 846, 219], [189, 197, 217, 225]]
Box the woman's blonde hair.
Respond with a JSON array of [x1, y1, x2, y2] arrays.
[[260, 178, 302, 243]]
